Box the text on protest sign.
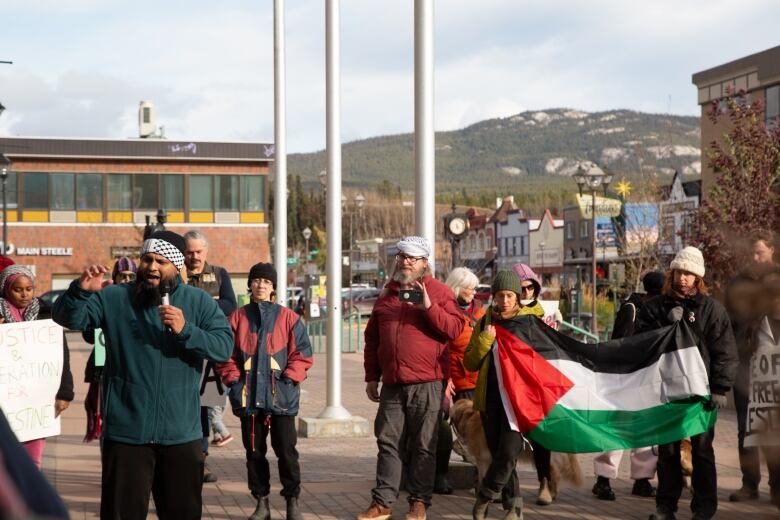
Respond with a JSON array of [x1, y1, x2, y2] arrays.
[[0, 319, 64, 442], [745, 320, 780, 448]]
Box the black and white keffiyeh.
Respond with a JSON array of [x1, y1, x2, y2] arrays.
[[141, 238, 186, 269]]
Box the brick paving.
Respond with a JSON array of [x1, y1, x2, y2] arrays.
[[46, 332, 779, 519]]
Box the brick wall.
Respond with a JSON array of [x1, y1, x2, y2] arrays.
[[9, 223, 270, 292]]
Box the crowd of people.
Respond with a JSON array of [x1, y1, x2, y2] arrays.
[[0, 229, 778, 520]]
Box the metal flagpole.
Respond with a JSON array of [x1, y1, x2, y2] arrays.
[[320, 0, 351, 419], [414, 0, 435, 273], [273, 0, 288, 306]]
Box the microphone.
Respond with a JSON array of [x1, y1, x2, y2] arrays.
[[160, 281, 173, 332]]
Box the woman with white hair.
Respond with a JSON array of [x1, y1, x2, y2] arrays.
[[433, 267, 485, 494]]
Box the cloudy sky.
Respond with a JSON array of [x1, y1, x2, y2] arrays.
[[1, 0, 778, 153]]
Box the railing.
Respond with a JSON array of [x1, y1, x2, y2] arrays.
[[306, 312, 365, 353], [558, 320, 600, 343]]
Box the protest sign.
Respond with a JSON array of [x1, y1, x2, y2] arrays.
[[0, 319, 64, 442], [93, 328, 106, 367], [745, 317, 780, 447], [539, 300, 561, 330]]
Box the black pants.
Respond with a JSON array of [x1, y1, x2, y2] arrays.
[[373, 381, 443, 507], [656, 428, 717, 518], [200, 407, 210, 454], [734, 384, 761, 490], [480, 397, 523, 509], [532, 440, 551, 482], [240, 414, 301, 499], [100, 438, 203, 520]]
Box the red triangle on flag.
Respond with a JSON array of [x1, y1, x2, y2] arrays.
[[494, 324, 575, 432]]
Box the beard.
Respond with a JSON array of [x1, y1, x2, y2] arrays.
[[132, 273, 177, 308]]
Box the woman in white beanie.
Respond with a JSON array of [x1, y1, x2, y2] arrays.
[[636, 246, 738, 520]]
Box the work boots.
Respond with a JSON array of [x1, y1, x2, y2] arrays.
[[249, 496, 270, 520], [286, 496, 303, 520]]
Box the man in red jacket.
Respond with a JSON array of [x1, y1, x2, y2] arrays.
[[357, 236, 464, 520]]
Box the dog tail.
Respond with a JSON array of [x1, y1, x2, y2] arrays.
[[552, 452, 583, 487]]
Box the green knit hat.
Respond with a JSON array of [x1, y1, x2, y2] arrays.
[[491, 270, 522, 297]]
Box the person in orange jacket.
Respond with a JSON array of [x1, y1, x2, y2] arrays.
[[433, 267, 485, 494]]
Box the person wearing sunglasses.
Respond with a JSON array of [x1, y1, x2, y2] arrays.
[[511, 262, 557, 507], [359, 236, 464, 520]]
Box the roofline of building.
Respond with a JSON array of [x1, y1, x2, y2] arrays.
[[0, 135, 275, 162], [692, 44, 780, 86], [0, 135, 273, 145]]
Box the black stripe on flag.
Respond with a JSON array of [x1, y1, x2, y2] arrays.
[[494, 316, 699, 375]]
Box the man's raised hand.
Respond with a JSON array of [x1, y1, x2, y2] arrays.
[[79, 265, 110, 292]]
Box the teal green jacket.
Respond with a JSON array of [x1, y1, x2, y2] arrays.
[[53, 279, 233, 445]]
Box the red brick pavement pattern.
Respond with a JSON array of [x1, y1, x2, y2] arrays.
[[46, 332, 780, 519]]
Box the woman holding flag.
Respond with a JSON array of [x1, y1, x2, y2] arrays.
[[465, 269, 544, 520]]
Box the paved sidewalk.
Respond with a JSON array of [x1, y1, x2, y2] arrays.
[[47, 332, 779, 519]]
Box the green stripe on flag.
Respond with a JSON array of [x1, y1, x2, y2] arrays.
[[528, 397, 717, 453]]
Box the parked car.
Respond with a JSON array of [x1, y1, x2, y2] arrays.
[[475, 284, 492, 301], [38, 289, 67, 317]]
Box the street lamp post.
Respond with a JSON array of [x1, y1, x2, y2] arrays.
[[573, 162, 612, 338], [0, 155, 10, 255], [539, 241, 546, 285], [342, 193, 365, 315], [302, 226, 312, 275]]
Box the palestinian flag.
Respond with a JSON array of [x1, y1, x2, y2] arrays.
[[493, 316, 716, 453]]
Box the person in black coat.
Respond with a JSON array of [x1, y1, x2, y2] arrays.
[[636, 247, 737, 520]]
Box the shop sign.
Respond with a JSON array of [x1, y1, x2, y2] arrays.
[[14, 246, 73, 256]]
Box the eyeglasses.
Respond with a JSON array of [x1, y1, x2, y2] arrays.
[[250, 278, 273, 287], [116, 272, 136, 282], [520, 284, 535, 292], [396, 254, 425, 263]]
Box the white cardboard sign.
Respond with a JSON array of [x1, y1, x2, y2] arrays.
[[0, 319, 64, 442], [199, 360, 228, 407]]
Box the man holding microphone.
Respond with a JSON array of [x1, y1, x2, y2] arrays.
[[53, 230, 233, 520]]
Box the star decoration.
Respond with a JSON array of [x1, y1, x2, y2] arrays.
[[615, 178, 632, 199]]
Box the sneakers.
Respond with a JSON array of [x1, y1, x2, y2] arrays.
[[592, 476, 616, 501], [632, 478, 656, 498], [728, 485, 759, 502], [405, 500, 427, 520], [213, 434, 234, 447], [536, 478, 553, 506], [356, 501, 392, 520], [648, 511, 676, 520]]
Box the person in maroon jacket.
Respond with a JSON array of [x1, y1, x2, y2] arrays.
[[357, 236, 464, 520]]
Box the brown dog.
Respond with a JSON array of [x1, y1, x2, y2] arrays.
[[450, 398, 583, 498]]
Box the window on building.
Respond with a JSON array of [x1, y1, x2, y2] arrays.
[[190, 175, 213, 211], [6, 172, 17, 209], [215, 175, 239, 211], [108, 174, 132, 210], [77, 173, 103, 210], [512, 237, 517, 256], [161, 175, 184, 210], [22, 173, 48, 209], [469, 234, 477, 252], [133, 174, 158, 210], [580, 221, 589, 238], [661, 216, 675, 246], [50, 173, 75, 210], [478, 233, 485, 251], [565, 222, 574, 240], [767, 85, 780, 131], [240, 175, 264, 211]]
